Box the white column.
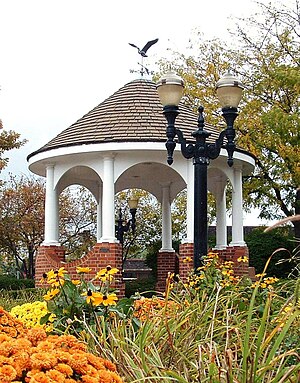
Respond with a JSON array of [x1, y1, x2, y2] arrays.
[[183, 160, 194, 243], [230, 166, 246, 246], [100, 155, 116, 242], [160, 183, 174, 252], [214, 182, 227, 249], [96, 183, 103, 242], [43, 165, 60, 245]]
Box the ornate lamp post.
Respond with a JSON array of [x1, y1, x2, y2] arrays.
[[115, 197, 139, 245], [156, 71, 244, 269]]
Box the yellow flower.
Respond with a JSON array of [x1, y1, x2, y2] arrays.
[[43, 288, 60, 301], [255, 273, 266, 278], [72, 279, 81, 286], [46, 268, 66, 287], [96, 265, 118, 281], [56, 267, 67, 278], [102, 293, 118, 306], [223, 261, 234, 268], [208, 252, 218, 259], [82, 290, 104, 306], [46, 269, 56, 281], [183, 256, 192, 263], [237, 255, 248, 263], [105, 265, 119, 275], [92, 292, 105, 306], [76, 266, 92, 274], [264, 277, 279, 284], [47, 277, 65, 288]]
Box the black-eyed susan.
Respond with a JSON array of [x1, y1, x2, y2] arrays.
[[82, 290, 104, 306], [102, 293, 118, 306], [55, 267, 68, 278], [208, 252, 219, 259], [43, 288, 60, 301], [237, 255, 248, 263], [76, 266, 92, 274], [96, 265, 118, 281]]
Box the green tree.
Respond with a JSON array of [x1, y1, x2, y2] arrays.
[[232, 0, 300, 238], [157, 0, 300, 238], [115, 189, 162, 265]]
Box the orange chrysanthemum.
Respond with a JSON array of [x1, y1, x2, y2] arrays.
[[0, 307, 123, 383]]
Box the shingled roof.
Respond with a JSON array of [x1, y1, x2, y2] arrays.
[[28, 78, 222, 159]]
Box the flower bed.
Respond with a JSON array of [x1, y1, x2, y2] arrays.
[[0, 306, 124, 383]]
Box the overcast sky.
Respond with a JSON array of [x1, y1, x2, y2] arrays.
[[0, 0, 289, 224]]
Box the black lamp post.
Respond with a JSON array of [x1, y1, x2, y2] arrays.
[[156, 71, 244, 270], [115, 197, 138, 245]]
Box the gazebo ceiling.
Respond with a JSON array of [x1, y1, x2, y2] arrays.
[[27, 79, 224, 160]]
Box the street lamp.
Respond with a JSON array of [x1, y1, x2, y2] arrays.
[[156, 71, 244, 269], [115, 197, 139, 245]]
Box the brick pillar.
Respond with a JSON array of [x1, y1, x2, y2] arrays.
[[178, 244, 254, 280], [179, 243, 194, 282], [217, 246, 252, 277], [35, 242, 125, 297], [156, 251, 178, 292], [90, 243, 125, 296], [35, 245, 66, 287]]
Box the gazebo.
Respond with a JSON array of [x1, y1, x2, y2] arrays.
[[28, 78, 255, 293]]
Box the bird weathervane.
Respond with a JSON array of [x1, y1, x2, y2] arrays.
[[129, 38, 158, 77]]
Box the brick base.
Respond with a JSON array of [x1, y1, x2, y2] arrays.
[[35, 243, 125, 296], [155, 243, 255, 287], [215, 246, 252, 277], [155, 251, 178, 292], [179, 243, 194, 282]]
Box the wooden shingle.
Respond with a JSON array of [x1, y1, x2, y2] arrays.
[[28, 79, 222, 158]]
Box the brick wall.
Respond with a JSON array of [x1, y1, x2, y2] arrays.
[[35, 243, 125, 296], [155, 244, 256, 290]]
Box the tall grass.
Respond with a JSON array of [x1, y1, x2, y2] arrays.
[[91, 278, 300, 383], [0, 287, 46, 311]]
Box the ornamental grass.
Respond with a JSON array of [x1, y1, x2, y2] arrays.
[[0, 306, 124, 383], [93, 255, 300, 383]]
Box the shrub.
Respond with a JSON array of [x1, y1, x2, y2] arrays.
[[0, 275, 34, 290], [125, 276, 156, 297], [245, 227, 295, 277]]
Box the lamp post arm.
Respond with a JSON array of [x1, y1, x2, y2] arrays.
[[176, 129, 195, 159], [221, 107, 238, 167]]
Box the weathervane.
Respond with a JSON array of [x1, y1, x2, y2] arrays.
[[129, 38, 158, 77]]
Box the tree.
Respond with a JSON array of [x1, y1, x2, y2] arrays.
[[115, 189, 162, 265], [157, 0, 300, 238], [0, 120, 26, 172], [0, 177, 98, 278], [59, 185, 97, 260], [232, 0, 300, 238], [0, 175, 45, 278]]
